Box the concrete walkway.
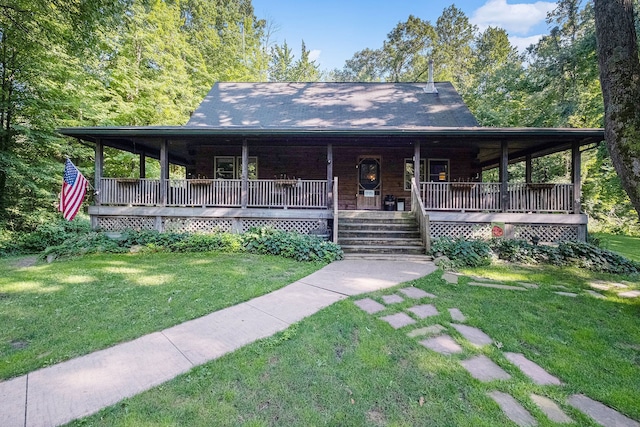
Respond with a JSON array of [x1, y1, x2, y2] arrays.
[[0, 260, 437, 427]]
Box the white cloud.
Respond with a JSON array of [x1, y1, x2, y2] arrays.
[[309, 49, 321, 63], [509, 34, 545, 52], [471, 0, 556, 35]]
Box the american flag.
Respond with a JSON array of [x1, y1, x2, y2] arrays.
[[59, 159, 88, 221]]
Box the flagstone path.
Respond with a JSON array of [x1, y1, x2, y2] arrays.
[[353, 273, 640, 427]]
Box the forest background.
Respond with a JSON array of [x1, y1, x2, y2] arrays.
[[1, 0, 638, 246]]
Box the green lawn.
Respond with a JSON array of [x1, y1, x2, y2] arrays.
[[69, 264, 640, 427], [0, 253, 323, 380], [593, 232, 640, 262]]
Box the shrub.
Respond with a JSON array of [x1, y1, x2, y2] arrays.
[[39, 227, 343, 263], [430, 237, 492, 268], [242, 227, 343, 262], [18, 217, 92, 253], [431, 236, 639, 274]]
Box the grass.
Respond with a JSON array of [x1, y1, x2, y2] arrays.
[[0, 252, 323, 380], [592, 232, 640, 262], [68, 263, 640, 427]]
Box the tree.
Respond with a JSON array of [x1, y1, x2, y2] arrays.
[[594, 0, 640, 219], [0, 0, 124, 228], [381, 15, 436, 82], [432, 5, 476, 90], [268, 40, 320, 82]]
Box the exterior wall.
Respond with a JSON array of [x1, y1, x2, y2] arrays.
[[190, 142, 481, 211]]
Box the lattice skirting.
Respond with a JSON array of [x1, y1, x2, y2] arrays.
[[513, 224, 578, 242], [164, 218, 233, 233], [95, 215, 327, 235], [240, 219, 327, 234], [431, 221, 580, 243], [96, 216, 156, 231], [430, 222, 493, 240]]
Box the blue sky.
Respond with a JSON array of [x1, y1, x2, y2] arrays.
[[252, 0, 558, 71]]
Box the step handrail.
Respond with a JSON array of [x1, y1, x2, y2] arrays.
[[411, 177, 431, 253]]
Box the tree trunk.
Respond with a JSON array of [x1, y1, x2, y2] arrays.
[[594, 0, 640, 220]]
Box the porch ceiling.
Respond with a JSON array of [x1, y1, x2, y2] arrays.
[[58, 126, 604, 168]]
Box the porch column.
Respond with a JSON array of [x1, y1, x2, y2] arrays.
[[160, 139, 169, 206], [241, 139, 248, 209], [572, 141, 582, 214], [500, 140, 509, 212], [414, 141, 421, 187], [525, 154, 532, 183], [327, 143, 333, 209], [94, 139, 103, 207], [139, 151, 146, 179]]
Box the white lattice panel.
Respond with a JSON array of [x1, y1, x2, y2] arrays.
[[514, 225, 578, 243], [164, 218, 233, 233], [241, 219, 326, 234], [430, 222, 492, 239], [97, 216, 155, 231]]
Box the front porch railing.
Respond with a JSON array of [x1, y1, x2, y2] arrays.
[[421, 182, 574, 213], [98, 178, 327, 209]]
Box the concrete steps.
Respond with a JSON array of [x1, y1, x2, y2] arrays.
[[338, 210, 425, 255]]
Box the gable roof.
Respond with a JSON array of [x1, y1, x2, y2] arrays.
[[186, 82, 479, 129]]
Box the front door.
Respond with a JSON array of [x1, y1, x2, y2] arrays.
[[356, 156, 382, 210]]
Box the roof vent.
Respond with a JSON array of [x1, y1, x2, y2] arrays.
[[424, 59, 438, 94]]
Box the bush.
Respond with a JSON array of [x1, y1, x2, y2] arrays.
[[430, 237, 492, 268], [39, 227, 343, 263], [430, 236, 639, 274], [0, 217, 92, 256], [242, 227, 343, 262]]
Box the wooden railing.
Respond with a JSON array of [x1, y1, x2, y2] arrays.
[[412, 178, 431, 252], [98, 178, 327, 209], [421, 182, 574, 213], [247, 179, 327, 208]]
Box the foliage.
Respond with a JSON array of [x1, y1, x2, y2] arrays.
[[430, 236, 492, 268], [242, 227, 343, 262], [40, 228, 343, 263], [430, 236, 640, 274], [0, 216, 91, 256], [268, 40, 320, 82]]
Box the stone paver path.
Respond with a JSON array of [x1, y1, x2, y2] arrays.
[[419, 335, 463, 355], [619, 290, 640, 298], [504, 353, 562, 385], [554, 291, 578, 297], [568, 394, 640, 427], [354, 298, 385, 314], [399, 287, 435, 299], [530, 394, 573, 424], [460, 355, 511, 382], [407, 324, 446, 338], [451, 324, 493, 347], [448, 308, 466, 322], [469, 282, 528, 291], [379, 312, 416, 329], [487, 391, 538, 427], [442, 272, 459, 284], [381, 294, 404, 304], [407, 304, 439, 319], [353, 272, 639, 427]]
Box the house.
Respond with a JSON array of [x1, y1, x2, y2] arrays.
[[59, 80, 604, 253]]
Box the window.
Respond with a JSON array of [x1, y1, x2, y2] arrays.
[[428, 159, 449, 182], [214, 156, 258, 179], [404, 158, 427, 190]]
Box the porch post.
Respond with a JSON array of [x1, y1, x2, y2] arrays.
[[139, 151, 146, 179], [414, 141, 421, 185], [327, 143, 333, 209], [94, 139, 103, 207], [500, 140, 509, 212], [525, 154, 532, 183], [241, 139, 248, 209], [160, 139, 168, 206], [572, 141, 582, 214]]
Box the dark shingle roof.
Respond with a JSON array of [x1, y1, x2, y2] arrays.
[[186, 82, 479, 129]]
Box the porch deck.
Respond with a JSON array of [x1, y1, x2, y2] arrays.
[[90, 178, 586, 243]]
